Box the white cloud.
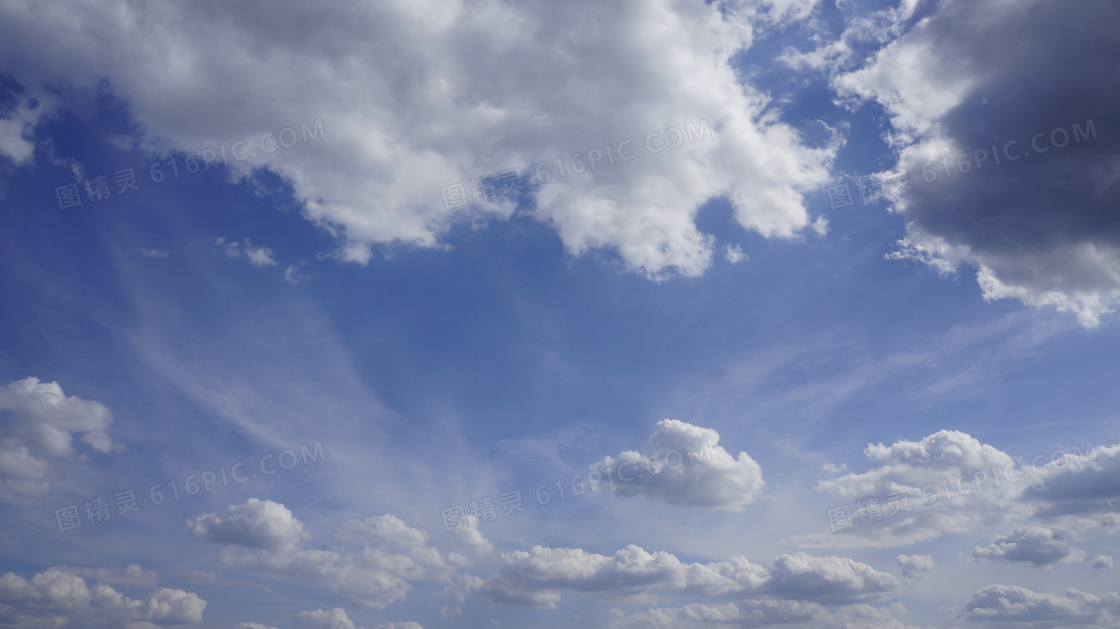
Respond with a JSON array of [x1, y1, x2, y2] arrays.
[[607, 600, 916, 629], [0, 376, 122, 495], [191, 500, 464, 609], [235, 624, 278, 629], [1093, 555, 1114, 570], [294, 608, 361, 629], [139, 248, 170, 259], [0, 96, 42, 164], [960, 585, 1120, 627], [215, 238, 277, 267], [809, 429, 1028, 547], [0, 0, 835, 280], [587, 419, 764, 510], [188, 498, 308, 550], [0, 567, 206, 628], [896, 554, 935, 580], [723, 244, 747, 264], [478, 544, 896, 610], [974, 527, 1085, 568]]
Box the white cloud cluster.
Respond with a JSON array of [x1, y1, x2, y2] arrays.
[[587, 419, 765, 510], [189, 499, 463, 609], [812, 430, 1026, 546], [606, 600, 917, 629], [0, 567, 205, 628], [0, 0, 835, 280], [0, 377, 122, 495], [960, 585, 1120, 628], [478, 543, 896, 610], [974, 527, 1085, 568]]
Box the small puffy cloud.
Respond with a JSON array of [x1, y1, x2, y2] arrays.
[[139, 248, 170, 258], [974, 527, 1084, 567], [960, 585, 1120, 627], [723, 244, 747, 264], [215, 238, 278, 267], [0, 567, 206, 627], [0, 377, 122, 495], [294, 608, 360, 629], [587, 419, 764, 510], [896, 555, 935, 580], [188, 498, 308, 550], [0, 96, 41, 164], [191, 501, 459, 609], [1093, 555, 1113, 570]]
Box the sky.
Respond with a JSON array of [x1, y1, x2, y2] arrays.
[[0, 0, 1118, 628]]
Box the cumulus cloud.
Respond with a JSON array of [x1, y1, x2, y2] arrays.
[[1021, 443, 1120, 523], [811, 430, 1027, 547], [974, 527, 1085, 567], [1093, 556, 1114, 570], [190, 500, 464, 609], [294, 608, 360, 629], [896, 555, 935, 580], [832, 0, 1120, 326], [587, 419, 764, 510], [0, 376, 122, 495], [477, 543, 896, 610], [188, 498, 308, 550], [0, 567, 205, 628], [960, 585, 1120, 627], [0, 0, 835, 280]]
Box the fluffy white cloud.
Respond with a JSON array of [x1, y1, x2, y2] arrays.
[[294, 608, 360, 629], [974, 527, 1084, 568], [896, 555, 935, 580], [1093, 556, 1114, 570], [188, 498, 308, 550], [478, 543, 896, 610], [0, 0, 835, 280], [0, 567, 205, 628], [832, 0, 1120, 326], [811, 430, 1027, 546], [191, 500, 463, 609], [0, 377, 122, 495], [960, 585, 1120, 627], [588, 419, 764, 510]]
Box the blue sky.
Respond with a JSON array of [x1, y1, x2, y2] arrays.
[[1, 1, 1119, 628]]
